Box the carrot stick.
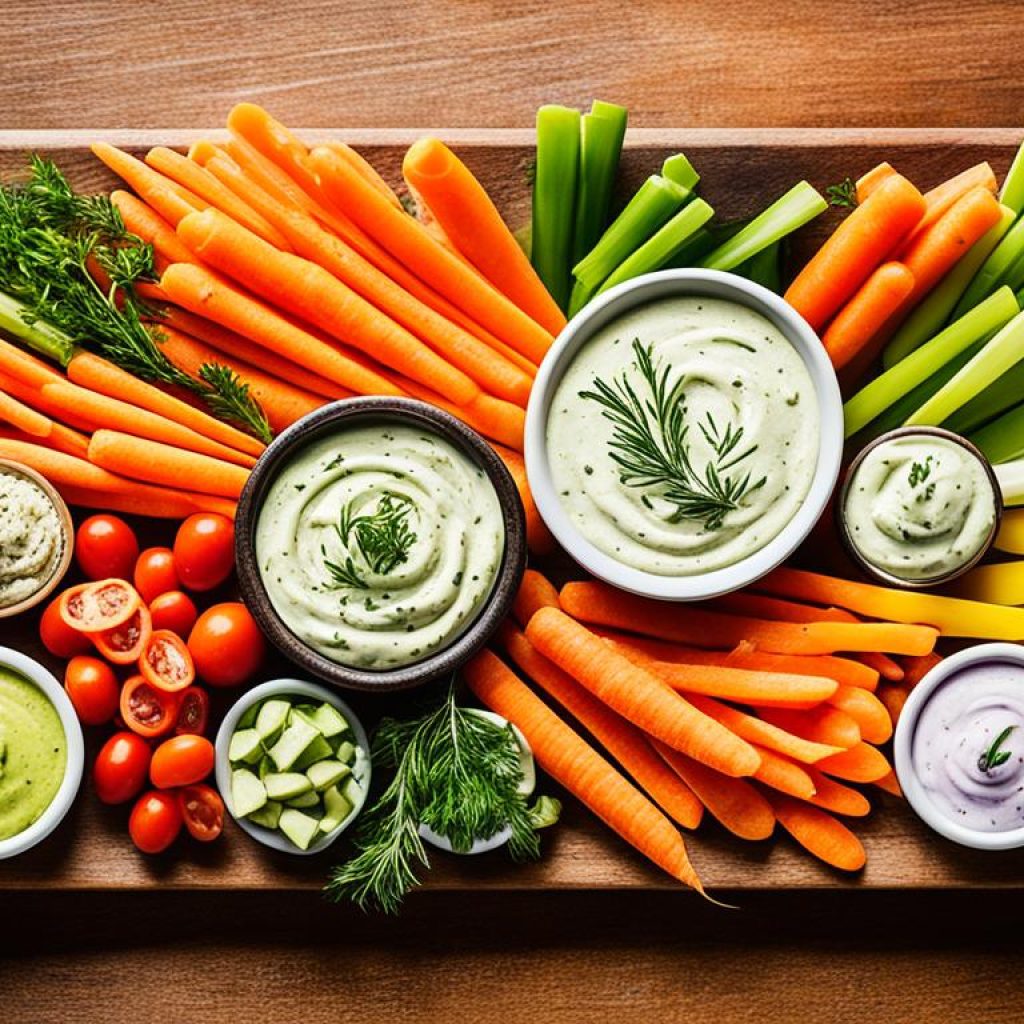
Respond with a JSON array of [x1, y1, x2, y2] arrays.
[[91, 143, 206, 227], [815, 742, 892, 784], [0, 337, 64, 388], [498, 624, 703, 829], [402, 138, 567, 335], [804, 770, 872, 817], [749, 745, 817, 800], [878, 684, 909, 727], [758, 706, 861, 750], [0, 422, 91, 460], [901, 651, 943, 688], [855, 162, 896, 203], [57, 482, 229, 520], [827, 684, 892, 745], [874, 770, 903, 798], [321, 141, 403, 209], [87, 429, 249, 500], [768, 795, 866, 871], [111, 190, 198, 266], [0, 369, 96, 432], [463, 648, 704, 892], [491, 444, 555, 554], [653, 743, 775, 841], [512, 569, 561, 626], [784, 173, 925, 331], [0, 387, 52, 438], [904, 162, 998, 246], [525, 607, 760, 777], [856, 651, 905, 683]]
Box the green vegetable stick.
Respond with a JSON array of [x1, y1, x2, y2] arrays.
[[597, 198, 715, 294], [994, 459, 1024, 506], [882, 205, 1016, 369], [661, 153, 700, 192], [0, 291, 74, 365], [531, 105, 581, 312], [700, 182, 827, 272], [945, 358, 1024, 435], [999, 138, 1024, 216], [572, 102, 628, 265], [663, 226, 716, 269], [843, 287, 1019, 437], [953, 215, 1024, 319], [972, 403, 1024, 464], [905, 309, 1024, 427], [736, 241, 784, 293]]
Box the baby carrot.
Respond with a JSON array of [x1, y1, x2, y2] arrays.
[[804, 770, 872, 817], [0, 336, 64, 387], [878, 684, 910, 727], [827, 685, 893, 745], [758, 706, 861, 750], [815, 742, 892, 784], [904, 162, 998, 246], [875, 770, 903, 798], [512, 569, 561, 627], [749, 745, 817, 800], [0, 387, 52, 438], [768, 794, 867, 871], [320, 141, 403, 208], [855, 162, 896, 203], [111, 190, 199, 266], [491, 444, 555, 555]]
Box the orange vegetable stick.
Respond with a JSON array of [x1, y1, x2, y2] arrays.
[[87, 429, 249, 500], [321, 141, 403, 209], [0, 337, 64, 388], [902, 651, 943, 688], [0, 423, 90, 460], [91, 143, 206, 227], [815, 742, 892, 784], [525, 607, 760, 778], [758, 706, 861, 750], [804, 770, 872, 817], [878, 684, 909, 727], [749, 745, 817, 800], [111, 190, 199, 266], [463, 648, 704, 893], [57, 482, 232, 520], [0, 388, 52, 438], [827, 685, 892, 745], [491, 444, 555, 555], [768, 794, 867, 871], [874, 770, 903, 798], [855, 162, 896, 203], [0, 369, 96, 432], [498, 624, 703, 829], [512, 569, 561, 626], [903, 162, 998, 246]]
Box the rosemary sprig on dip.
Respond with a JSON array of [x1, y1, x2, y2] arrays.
[[325, 492, 418, 590], [979, 725, 1017, 774]]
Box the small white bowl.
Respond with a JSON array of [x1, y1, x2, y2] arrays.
[[215, 679, 371, 856], [894, 643, 1024, 851], [524, 269, 844, 601], [0, 647, 84, 860]]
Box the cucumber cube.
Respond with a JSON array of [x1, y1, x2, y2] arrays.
[[285, 790, 322, 809], [255, 699, 291, 744], [311, 702, 348, 738], [246, 800, 283, 829], [279, 808, 321, 851], [291, 734, 333, 772], [335, 740, 356, 764], [320, 785, 354, 833], [228, 728, 264, 766], [306, 759, 351, 793], [267, 718, 319, 772], [340, 775, 363, 805], [263, 772, 313, 801], [232, 768, 267, 818]]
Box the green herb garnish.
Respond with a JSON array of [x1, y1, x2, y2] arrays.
[[325, 492, 417, 590], [908, 455, 934, 488], [979, 725, 1017, 773], [826, 177, 858, 208]]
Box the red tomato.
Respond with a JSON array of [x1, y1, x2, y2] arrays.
[[39, 594, 92, 658], [129, 790, 182, 854], [64, 656, 119, 726], [149, 591, 198, 638], [173, 513, 235, 592], [188, 603, 266, 688], [59, 579, 141, 634], [178, 784, 224, 842], [93, 604, 152, 665], [75, 515, 139, 582], [93, 731, 152, 805], [139, 630, 195, 693], [150, 734, 214, 789], [174, 687, 210, 736], [120, 675, 180, 739], [133, 547, 179, 604]]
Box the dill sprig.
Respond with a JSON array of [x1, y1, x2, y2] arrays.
[[579, 338, 765, 530], [826, 177, 858, 208], [197, 363, 272, 444], [325, 492, 417, 590], [979, 725, 1017, 773]]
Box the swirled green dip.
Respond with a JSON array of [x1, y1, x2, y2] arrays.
[[255, 424, 503, 670]]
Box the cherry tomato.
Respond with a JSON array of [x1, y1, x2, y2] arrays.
[[93, 731, 152, 805], [59, 579, 141, 634], [129, 790, 182, 854], [173, 513, 235, 592], [39, 594, 92, 658], [64, 656, 119, 726], [178, 784, 224, 842], [139, 630, 195, 693], [93, 603, 152, 664], [174, 687, 210, 736], [148, 591, 198, 638], [120, 675, 180, 739], [188, 603, 266, 688], [133, 547, 179, 604], [150, 734, 214, 789], [75, 515, 139, 582]]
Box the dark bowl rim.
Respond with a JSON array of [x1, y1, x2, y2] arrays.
[[234, 397, 527, 692]]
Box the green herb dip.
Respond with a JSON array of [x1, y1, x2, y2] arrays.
[[255, 423, 504, 670], [0, 667, 67, 841], [0, 467, 64, 609]]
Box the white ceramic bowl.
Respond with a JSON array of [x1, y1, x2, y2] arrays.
[[215, 679, 371, 856], [0, 647, 84, 860], [894, 643, 1024, 851], [525, 269, 844, 601]]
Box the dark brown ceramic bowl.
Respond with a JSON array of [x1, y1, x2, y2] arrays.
[[235, 397, 527, 693]]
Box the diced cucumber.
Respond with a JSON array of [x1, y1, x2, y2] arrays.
[[291, 734, 333, 772], [306, 759, 351, 792], [232, 768, 267, 818], [285, 790, 322, 810], [340, 775, 363, 805], [267, 717, 319, 772], [246, 800, 283, 829], [263, 772, 314, 801], [294, 703, 320, 718], [310, 702, 348, 739], [320, 785, 354, 833], [228, 728, 265, 766], [279, 808, 321, 851], [237, 702, 260, 731], [257, 754, 273, 781], [255, 699, 291, 744], [335, 740, 356, 764]]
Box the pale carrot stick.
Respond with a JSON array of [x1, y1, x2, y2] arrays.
[[111, 190, 199, 265], [855, 162, 897, 203], [749, 745, 817, 800], [512, 569, 561, 627], [815, 742, 892, 784], [492, 443, 555, 554], [805, 770, 872, 817], [758, 706, 861, 750], [827, 684, 893, 745], [91, 142, 206, 226], [768, 794, 867, 871]]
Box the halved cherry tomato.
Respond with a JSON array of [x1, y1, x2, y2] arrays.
[[139, 630, 195, 693], [39, 594, 93, 658], [178, 784, 224, 842], [129, 790, 182, 854], [93, 731, 152, 805], [149, 590, 198, 638], [188, 603, 265, 688], [174, 687, 210, 736], [120, 675, 180, 739], [93, 604, 152, 665], [173, 513, 235, 592], [59, 579, 141, 634], [64, 656, 119, 726], [150, 734, 214, 789], [75, 515, 139, 582], [134, 547, 179, 604]]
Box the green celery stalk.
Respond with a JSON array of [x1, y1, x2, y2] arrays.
[[531, 105, 581, 312], [571, 101, 628, 265], [999, 137, 1024, 216], [1005, 244, 1024, 292], [843, 287, 1019, 437], [736, 241, 784, 293], [945, 359, 1024, 434], [0, 291, 74, 366], [995, 459, 1024, 506], [971, 403, 1024, 464], [882, 205, 1016, 369], [700, 182, 827, 272], [596, 198, 715, 294], [905, 309, 1024, 427], [953, 215, 1024, 318], [661, 153, 699, 192]]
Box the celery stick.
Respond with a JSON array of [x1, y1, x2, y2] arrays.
[[882, 205, 1016, 369], [0, 291, 74, 365], [971, 403, 1024, 464], [843, 287, 1019, 437], [737, 241, 784, 293], [999, 138, 1024, 216], [905, 310, 1024, 427], [1005, 245, 1024, 292], [597, 199, 715, 294], [663, 226, 716, 268], [946, 358, 1024, 434], [953, 215, 1024, 318], [661, 153, 699, 192], [531, 105, 581, 312], [700, 182, 827, 272], [571, 102, 628, 265], [995, 459, 1024, 506]]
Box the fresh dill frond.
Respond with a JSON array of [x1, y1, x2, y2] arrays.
[[826, 177, 858, 208], [197, 362, 272, 444], [325, 492, 417, 590]]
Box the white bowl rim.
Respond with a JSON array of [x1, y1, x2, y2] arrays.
[[524, 268, 844, 601], [0, 646, 84, 860], [214, 678, 372, 857], [894, 642, 1024, 851]]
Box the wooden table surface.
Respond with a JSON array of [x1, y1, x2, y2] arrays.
[[4, 3, 1024, 1020]]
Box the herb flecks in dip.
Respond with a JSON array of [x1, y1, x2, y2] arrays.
[[844, 434, 996, 582], [547, 295, 819, 575], [0, 468, 64, 609], [255, 423, 503, 670]]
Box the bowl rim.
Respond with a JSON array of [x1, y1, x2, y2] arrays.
[[0, 459, 74, 619], [234, 397, 527, 692], [524, 268, 844, 601], [214, 678, 372, 856], [894, 642, 1024, 851], [0, 646, 84, 860]]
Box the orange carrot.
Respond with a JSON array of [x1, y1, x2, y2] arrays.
[[902, 651, 943, 688], [58, 482, 233, 520], [878, 684, 910, 727], [87, 430, 249, 500], [111, 190, 199, 266], [321, 141, 404, 209], [904, 162, 998, 245], [0, 369, 96, 432], [512, 569, 561, 626], [816, 742, 892, 784], [91, 143, 206, 227], [759, 706, 861, 750], [784, 173, 925, 331], [498, 624, 703, 829], [0, 423, 90, 460], [827, 685, 893, 745], [856, 651, 905, 684], [855, 162, 896, 203], [525, 607, 760, 777], [0, 387, 52, 438], [768, 795, 866, 871], [749, 745, 817, 800], [0, 337, 64, 388], [805, 770, 871, 817], [875, 770, 903, 798], [463, 648, 704, 892], [492, 444, 555, 554]]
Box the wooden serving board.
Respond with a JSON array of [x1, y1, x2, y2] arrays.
[[2, 128, 1024, 895]]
